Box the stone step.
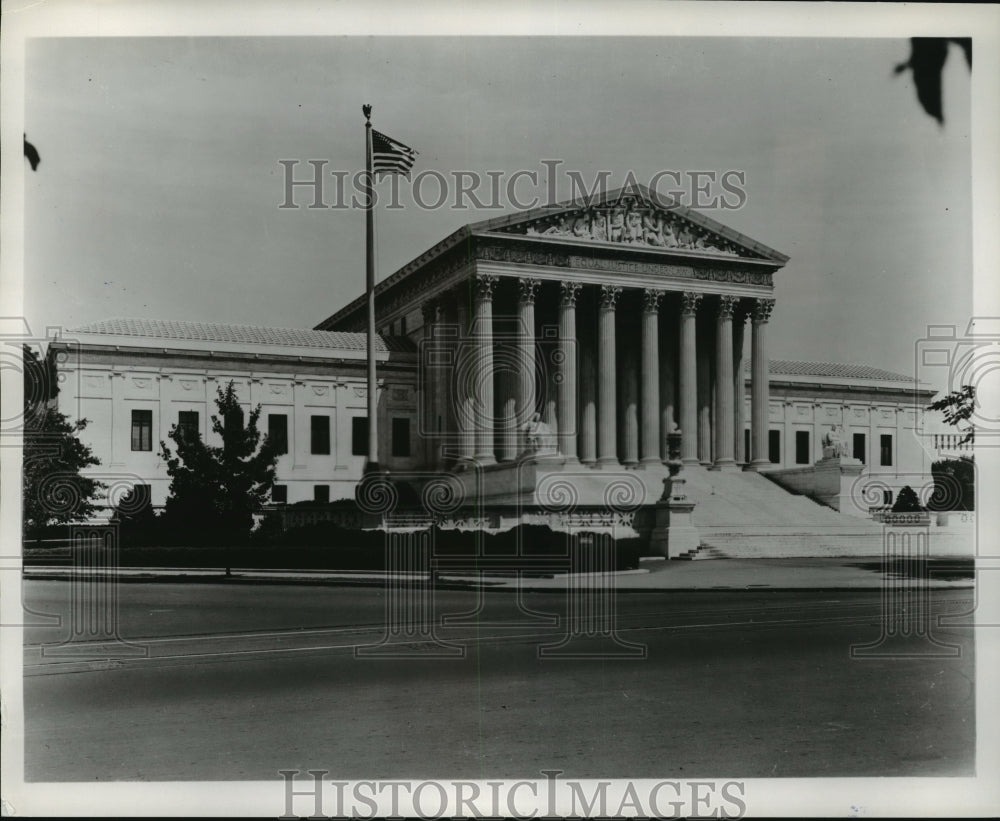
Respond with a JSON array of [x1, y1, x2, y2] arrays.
[[679, 468, 881, 531]]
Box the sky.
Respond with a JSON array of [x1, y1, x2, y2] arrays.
[[23, 35, 973, 386]]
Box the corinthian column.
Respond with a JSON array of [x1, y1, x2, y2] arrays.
[[640, 289, 663, 465], [454, 296, 474, 466], [420, 300, 439, 467], [557, 282, 581, 461], [596, 285, 621, 467], [578, 290, 597, 465], [713, 295, 738, 470], [517, 278, 540, 453], [733, 305, 747, 464], [473, 274, 498, 466], [620, 313, 639, 468], [747, 297, 775, 471], [679, 292, 702, 465]]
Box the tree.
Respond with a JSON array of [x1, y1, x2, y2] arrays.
[[927, 384, 975, 446], [21, 345, 105, 540], [928, 457, 975, 512], [159, 381, 278, 571], [894, 37, 972, 126], [891, 485, 925, 513]]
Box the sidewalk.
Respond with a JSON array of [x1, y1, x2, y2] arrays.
[[23, 556, 976, 590]]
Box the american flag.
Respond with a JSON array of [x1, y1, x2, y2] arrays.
[[371, 129, 417, 177]]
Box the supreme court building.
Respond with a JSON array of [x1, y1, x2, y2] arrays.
[[54, 184, 951, 554], [316, 184, 787, 508]]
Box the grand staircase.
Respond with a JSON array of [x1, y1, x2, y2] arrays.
[[677, 468, 888, 559]]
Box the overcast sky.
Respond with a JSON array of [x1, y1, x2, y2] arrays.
[[24, 35, 972, 383]]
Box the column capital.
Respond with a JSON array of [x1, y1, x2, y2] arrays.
[[680, 291, 703, 316], [517, 277, 541, 304], [474, 274, 499, 301], [599, 284, 622, 309], [642, 288, 664, 313], [717, 294, 739, 320], [559, 281, 582, 307], [752, 298, 775, 323]]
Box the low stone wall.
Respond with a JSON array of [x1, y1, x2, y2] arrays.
[[765, 457, 867, 518]]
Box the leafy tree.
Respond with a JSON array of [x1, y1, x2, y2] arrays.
[[21, 345, 105, 540], [894, 37, 971, 125], [159, 381, 278, 571], [891, 485, 925, 513], [928, 457, 975, 512], [927, 384, 975, 446]]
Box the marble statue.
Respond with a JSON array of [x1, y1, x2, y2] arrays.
[[523, 413, 557, 456]]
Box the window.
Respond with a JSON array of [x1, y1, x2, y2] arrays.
[[352, 417, 368, 456], [768, 429, 781, 464], [743, 429, 750, 464], [177, 410, 199, 440], [271, 484, 288, 504], [314, 485, 330, 503], [880, 434, 893, 466], [268, 413, 288, 455], [853, 432, 866, 463], [392, 417, 411, 458], [131, 409, 153, 451], [399, 316, 407, 336], [310, 415, 330, 455], [795, 430, 810, 465]]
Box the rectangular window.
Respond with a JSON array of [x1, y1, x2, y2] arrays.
[[313, 485, 330, 503], [743, 429, 750, 464], [268, 413, 289, 455], [131, 409, 153, 451], [768, 429, 781, 464], [392, 417, 411, 458], [795, 430, 810, 465], [177, 410, 199, 440], [310, 415, 330, 455], [271, 484, 288, 504], [352, 417, 368, 456], [880, 434, 893, 466], [853, 432, 866, 463], [399, 316, 407, 336]]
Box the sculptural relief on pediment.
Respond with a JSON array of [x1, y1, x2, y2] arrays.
[[501, 200, 752, 258]]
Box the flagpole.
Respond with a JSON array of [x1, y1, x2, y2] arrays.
[[363, 103, 380, 474]]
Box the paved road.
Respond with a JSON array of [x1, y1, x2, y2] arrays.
[[21, 580, 975, 780]]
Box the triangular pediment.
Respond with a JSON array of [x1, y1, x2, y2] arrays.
[[468, 183, 788, 264]]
